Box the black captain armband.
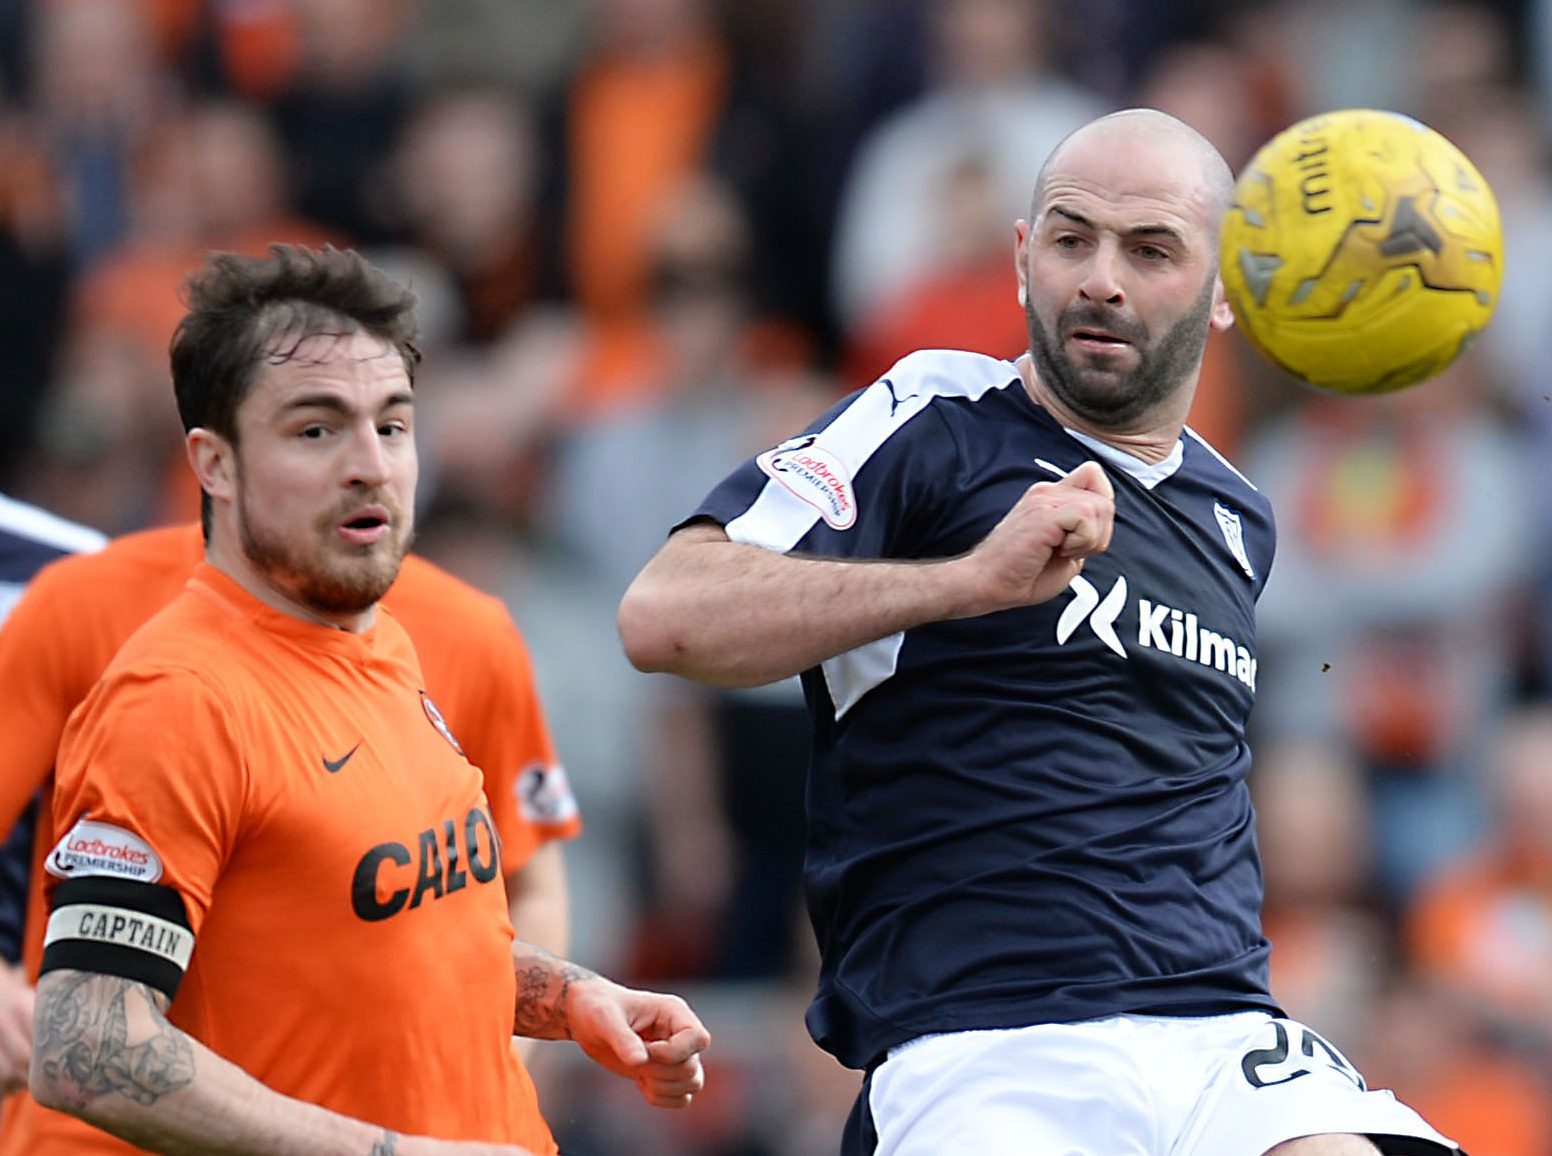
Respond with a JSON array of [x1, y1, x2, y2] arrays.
[[40, 876, 194, 1000]]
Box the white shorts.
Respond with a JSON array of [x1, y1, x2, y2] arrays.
[[866, 1012, 1458, 1156]]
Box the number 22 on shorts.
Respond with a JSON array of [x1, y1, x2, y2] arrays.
[[1240, 1019, 1366, 1091]]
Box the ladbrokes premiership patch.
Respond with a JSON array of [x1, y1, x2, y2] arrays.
[[47, 819, 163, 883], [756, 435, 857, 529]]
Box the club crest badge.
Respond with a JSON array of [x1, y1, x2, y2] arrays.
[[1214, 502, 1255, 579], [421, 691, 465, 755]]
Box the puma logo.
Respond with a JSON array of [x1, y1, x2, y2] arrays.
[[881, 378, 920, 416]]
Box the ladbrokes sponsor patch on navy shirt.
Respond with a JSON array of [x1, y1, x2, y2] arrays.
[[684, 350, 1283, 1069]]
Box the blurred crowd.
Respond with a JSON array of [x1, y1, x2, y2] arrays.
[[2, 0, 1552, 1152]]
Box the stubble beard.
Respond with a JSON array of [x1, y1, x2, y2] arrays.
[[1025, 274, 1216, 429], [238, 489, 411, 617]]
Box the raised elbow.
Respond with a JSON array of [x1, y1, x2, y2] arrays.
[[616, 581, 682, 674], [618, 525, 746, 682]]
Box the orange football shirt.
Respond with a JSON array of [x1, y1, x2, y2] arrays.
[[0, 525, 579, 1152], [37, 564, 555, 1151]]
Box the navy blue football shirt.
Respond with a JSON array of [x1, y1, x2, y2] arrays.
[[0, 493, 105, 963], [687, 350, 1284, 1069]]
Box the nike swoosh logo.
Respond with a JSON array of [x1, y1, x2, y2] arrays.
[[323, 743, 362, 774]]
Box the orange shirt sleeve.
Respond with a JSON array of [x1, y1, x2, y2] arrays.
[[0, 561, 100, 838], [444, 613, 582, 879], [50, 665, 244, 930]]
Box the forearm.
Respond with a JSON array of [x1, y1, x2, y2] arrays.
[[510, 942, 600, 1041], [0, 960, 33, 1094], [617, 525, 977, 686], [506, 845, 570, 1063], [31, 970, 394, 1156]]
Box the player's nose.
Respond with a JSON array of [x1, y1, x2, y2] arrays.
[[343, 425, 393, 488], [1078, 245, 1125, 305]]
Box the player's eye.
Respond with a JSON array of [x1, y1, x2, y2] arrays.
[[299, 424, 330, 439]]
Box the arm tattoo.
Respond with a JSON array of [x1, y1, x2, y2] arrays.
[[34, 972, 195, 1111], [370, 1131, 400, 1155], [511, 944, 600, 1040]]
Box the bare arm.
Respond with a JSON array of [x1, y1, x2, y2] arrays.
[[31, 970, 533, 1156], [0, 961, 33, 1094], [504, 842, 569, 1063], [617, 462, 1117, 687], [505, 842, 570, 965]]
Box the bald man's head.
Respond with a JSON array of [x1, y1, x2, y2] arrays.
[[1013, 107, 1239, 434], [1032, 109, 1236, 253]]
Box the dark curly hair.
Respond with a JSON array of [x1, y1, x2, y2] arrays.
[[170, 243, 421, 441]]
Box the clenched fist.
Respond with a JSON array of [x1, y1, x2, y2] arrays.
[[954, 460, 1115, 615]]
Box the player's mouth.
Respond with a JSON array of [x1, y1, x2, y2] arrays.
[[337, 506, 392, 546], [1069, 327, 1133, 351]]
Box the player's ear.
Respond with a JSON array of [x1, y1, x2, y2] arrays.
[[187, 428, 236, 503], [1209, 273, 1235, 332], [1014, 219, 1031, 309]]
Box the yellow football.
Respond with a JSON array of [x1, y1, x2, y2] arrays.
[[1219, 108, 1503, 394]]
